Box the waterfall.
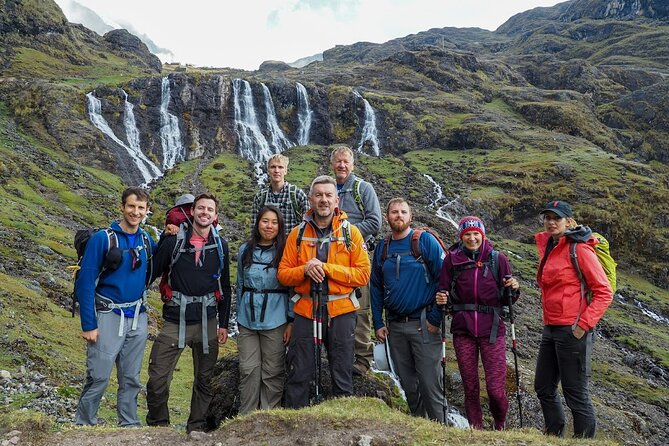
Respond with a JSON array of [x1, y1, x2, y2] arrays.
[[86, 92, 161, 185], [261, 83, 293, 152], [121, 89, 142, 155], [160, 76, 185, 170], [423, 174, 459, 229], [353, 90, 380, 156], [295, 82, 313, 145], [232, 78, 273, 164]]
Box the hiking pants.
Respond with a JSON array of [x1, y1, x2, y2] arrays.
[[534, 325, 596, 438], [285, 312, 356, 408], [453, 333, 508, 430], [237, 324, 286, 414], [75, 311, 147, 427], [146, 319, 219, 433], [387, 319, 444, 422], [354, 284, 373, 372]]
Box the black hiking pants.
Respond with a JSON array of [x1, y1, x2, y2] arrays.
[[534, 325, 595, 438]]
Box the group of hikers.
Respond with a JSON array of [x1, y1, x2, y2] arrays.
[[73, 145, 613, 438]]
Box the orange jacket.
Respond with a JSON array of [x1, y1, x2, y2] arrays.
[[278, 209, 371, 319], [535, 231, 612, 330]]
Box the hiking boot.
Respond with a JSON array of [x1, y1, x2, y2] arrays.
[[352, 361, 370, 376]]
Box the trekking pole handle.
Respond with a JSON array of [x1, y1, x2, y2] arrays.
[[436, 289, 449, 313]]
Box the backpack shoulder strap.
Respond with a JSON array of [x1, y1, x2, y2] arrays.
[[489, 249, 500, 285], [569, 241, 586, 287], [296, 221, 307, 252], [105, 228, 117, 253], [352, 178, 365, 215], [288, 184, 302, 221], [341, 219, 352, 250], [410, 228, 425, 259]]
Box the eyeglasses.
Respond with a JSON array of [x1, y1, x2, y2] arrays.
[[130, 247, 143, 270]]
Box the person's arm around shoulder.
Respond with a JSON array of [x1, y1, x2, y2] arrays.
[[575, 243, 613, 334], [321, 224, 371, 288]]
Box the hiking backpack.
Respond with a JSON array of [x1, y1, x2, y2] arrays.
[[295, 219, 354, 256], [158, 222, 226, 303], [259, 184, 304, 222], [379, 227, 447, 283], [569, 231, 617, 303], [68, 227, 152, 316], [339, 178, 365, 215]]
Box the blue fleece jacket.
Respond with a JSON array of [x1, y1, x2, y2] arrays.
[[75, 221, 157, 332], [370, 229, 445, 330]]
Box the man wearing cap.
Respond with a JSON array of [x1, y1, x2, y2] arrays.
[[534, 200, 612, 438], [251, 154, 309, 234], [370, 197, 445, 422], [75, 187, 156, 427], [330, 145, 381, 375]]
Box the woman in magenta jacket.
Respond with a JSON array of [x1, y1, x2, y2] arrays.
[[436, 216, 519, 430], [534, 200, 613, 438]]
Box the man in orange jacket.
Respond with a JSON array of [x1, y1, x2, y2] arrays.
[[278, 175, 371, 408]]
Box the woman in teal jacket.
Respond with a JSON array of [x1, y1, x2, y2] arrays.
[[236, 205, 291, 414]]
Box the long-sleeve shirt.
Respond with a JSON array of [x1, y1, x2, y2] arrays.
[[236, 242, 292, 330], [370, 229, 445, 330], [75, 221, 157, 332], [336, 174, 381, 242], [151, 225, 232, 328], [250, 182, 309, 234]]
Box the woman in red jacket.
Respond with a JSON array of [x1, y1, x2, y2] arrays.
[[534, 200, 613, 439]]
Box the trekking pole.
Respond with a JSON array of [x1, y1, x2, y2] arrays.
[[311, 280, 323, 404], [439, 293, 450, 426], [504, 274, 523, 427]]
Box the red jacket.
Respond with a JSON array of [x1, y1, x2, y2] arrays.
[[535, 231, 612, 330]]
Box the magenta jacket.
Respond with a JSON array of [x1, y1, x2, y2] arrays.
[[439, 239, 513, 340]]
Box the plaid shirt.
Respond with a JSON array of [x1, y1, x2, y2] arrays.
[[251, 182, 309, 234]]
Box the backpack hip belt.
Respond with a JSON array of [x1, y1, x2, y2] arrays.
[[291, 291, 359, 308], [242, 287, 289, 323], [95, 293, 144, 336], [166, 291, 218, 354], [450, 303, 503, 343]]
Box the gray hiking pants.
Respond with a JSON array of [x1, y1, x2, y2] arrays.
[[534, 325, 596, 438], [387, 319, 444, 422], [75, 311, 148, 427], [237, 324, 286, 414], [146, 319, 219, 433]]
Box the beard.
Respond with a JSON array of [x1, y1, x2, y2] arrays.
[[389, 219, 410, 233]]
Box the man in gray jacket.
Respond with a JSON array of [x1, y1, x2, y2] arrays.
[[330, 145, 381, 374]]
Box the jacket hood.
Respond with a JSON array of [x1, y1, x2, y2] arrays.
[[564, 225, 593, 243]]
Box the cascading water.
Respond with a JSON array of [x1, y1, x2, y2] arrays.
[[86, 92, 161, 186], [353, 90, 380, 156], [233, 79, 275, 185], [423, 174, 459, 229], [160, 76, 185, 170], [295, 82, 313, 145], [261, 83, 293, 152], [121, 89, 142, 156]]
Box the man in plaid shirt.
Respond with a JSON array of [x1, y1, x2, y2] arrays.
[[250, 154, 309, 234]]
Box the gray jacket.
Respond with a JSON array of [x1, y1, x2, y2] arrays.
[[337, 173, 381, 241]]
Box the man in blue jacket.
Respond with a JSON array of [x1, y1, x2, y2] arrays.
[[75, 187, 156, 427], [370, 197, 445, 422]]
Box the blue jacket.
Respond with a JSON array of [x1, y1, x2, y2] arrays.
[[75, 221, 157, 332], [370, 229, 445, 330], [236, 242, 292, 330]]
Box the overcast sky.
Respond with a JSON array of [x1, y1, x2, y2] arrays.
[[55, 0, 563, 70]]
